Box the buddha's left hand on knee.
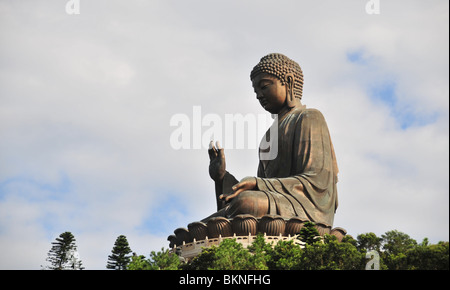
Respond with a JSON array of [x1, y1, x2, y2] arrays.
[[219, 176, 257, 202]]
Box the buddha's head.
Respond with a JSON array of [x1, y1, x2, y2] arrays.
[[250, 53, 304, 114]]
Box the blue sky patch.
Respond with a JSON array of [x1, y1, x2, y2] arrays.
[[0, 172, 73, 202], [345, 49, 439, 130], [368, 82, 439, 129], [137, 193, 190, 236], [346, 49, 369, 65], [370, 81, 396, 108]]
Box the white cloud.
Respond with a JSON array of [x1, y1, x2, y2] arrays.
[[1, 0, 448, 269]]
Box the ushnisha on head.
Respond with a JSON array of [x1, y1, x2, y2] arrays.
[[250, 53, 304, 99]]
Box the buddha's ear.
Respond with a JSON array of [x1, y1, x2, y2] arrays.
[[285, 73, 296, 108]]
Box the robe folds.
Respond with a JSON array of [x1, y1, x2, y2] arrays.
[[224, 104, 339, 227]]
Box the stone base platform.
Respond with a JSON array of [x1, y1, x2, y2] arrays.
[[167, 214, 347, 259], [171, 233, 305, 261]]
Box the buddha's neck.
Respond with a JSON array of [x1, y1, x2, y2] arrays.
[[277, 100, 304, 119]]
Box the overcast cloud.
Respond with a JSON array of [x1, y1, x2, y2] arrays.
[[0, 0, 448, 269]]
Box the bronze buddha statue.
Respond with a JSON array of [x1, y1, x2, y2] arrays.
[[203, 53, 339, 230]]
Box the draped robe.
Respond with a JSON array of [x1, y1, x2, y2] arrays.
[[221, 104, 339, 227]]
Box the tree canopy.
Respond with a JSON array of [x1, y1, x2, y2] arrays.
[[127, 229, 449, 270], [43, 231, 84, 270], [106, 235, 133, 270]]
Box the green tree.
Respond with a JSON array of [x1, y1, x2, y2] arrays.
[[381, 230, 417, 255], [43, 231, 84, 270], [296, 235, 365, 270], [298, 221, 321, 245], [182, 246, 217, 270], [342, 235, 358, 247], [127, 248, 181, 270], [246, 234, 273, 270], [268, 240, 302, 270], [128, 229, 449, 270], [406, 241, 449, 270], [148, 248, 181, 270], [357, 232, 382, 252], [184, 239, 253, 270], [127, 254, 152, 270], [323, 234, 365, 270], [107, 235, 132, 270], [381, 230, 417, 270]]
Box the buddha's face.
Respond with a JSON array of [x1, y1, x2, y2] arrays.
[[252, 73, 287, 114]]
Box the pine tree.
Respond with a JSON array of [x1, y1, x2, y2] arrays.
[[107, 235, 132, 270], [44, 231, 84, 270], [298, 221, 321, 245]]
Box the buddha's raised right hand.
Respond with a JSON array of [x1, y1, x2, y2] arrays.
[[208, 140, 226, 182]]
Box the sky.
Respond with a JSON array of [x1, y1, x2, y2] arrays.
[[0, 0, 448, 269]]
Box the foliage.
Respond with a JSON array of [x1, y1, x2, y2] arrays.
[[267, 240, 302, 270], [381, 230, 417, 255], [246, 234, 274, 270], [42, 229, 448, 270], [183, 238, 253, 270], [298, 221, 321, 245], [106, 235, 133, 270], [300, 235, 365, 270], [127, 254, 152, 270], [43, 231, 84, 270], [149, 248, 182, 270], [127, 248, 181, 270], [406, 241, 449, 270], [126, 229, 449, 270], [357, 232, 382, 252], [379, 230, 417, 270], [379, 235, 448, 270]]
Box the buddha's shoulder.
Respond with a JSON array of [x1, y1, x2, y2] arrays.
[[296, 107, 325, 120]]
